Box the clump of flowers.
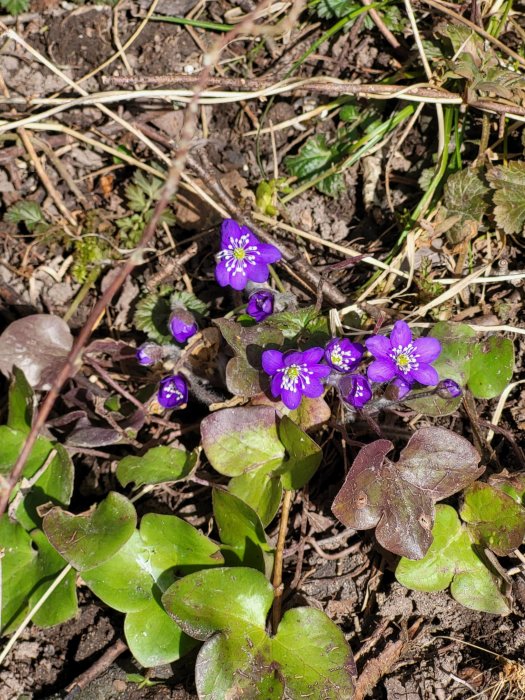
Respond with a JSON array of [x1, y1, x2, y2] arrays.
[[157, 374, 188, 409], [136, 220, 454, 417], [215, 219, 281, 291], [262, 348, 331, 410]]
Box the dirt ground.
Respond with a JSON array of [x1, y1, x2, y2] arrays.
[[1, 0, 525, 698]]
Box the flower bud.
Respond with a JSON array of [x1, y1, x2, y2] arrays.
[[436, 379, 462, 399], [169, 307, 198, 344], [136, 342, 163, 366], [157, 374, 188, 409], [339, 374, 372, 409], [247, 290, 274, 322]]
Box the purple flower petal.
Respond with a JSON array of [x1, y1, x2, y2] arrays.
[[247, 262, 270, 284], [413, 336, 442, 363], [169, 311, 198, 344], [301, 377, 325, 399], [365, 334, 391, 358], [229, 269, 249, 291], [270, 373, 283, 398], [220, 218, 241, 247], [341, 375, 372, 409], [309, 364, 331, 379], [215, 260, 231, 288], [301, 347, 325, 365], [281, 387, 302, 410], [256, 242, 282, 264], [390, 376, 412, 399], [283, 351, 304, 367], [409, 363, 439, 386], [390, 320, 412, 349], [367, 357, 396, 382], [262, 349, 284, 374]]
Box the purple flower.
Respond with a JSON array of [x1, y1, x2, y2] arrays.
[[365, 321, 441, 386], [325, 338, 364, 373], [389, 376, 412, 400], [136, 342, 162, 366], [215, 219, 281, 291], [247, 290, 274, 322], [340, 374, 372, 409], [262, 347, 331, 410], [157, 374, 188, 409], [169, 308, 198, 344], [437, 379, 462, 399]]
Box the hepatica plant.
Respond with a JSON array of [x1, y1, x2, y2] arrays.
[[0, 218, 518, 699]]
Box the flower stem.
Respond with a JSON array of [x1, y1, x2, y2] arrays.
[[272, 489, 293, 634]]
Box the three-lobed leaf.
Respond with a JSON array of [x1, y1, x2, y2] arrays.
[[396, 505, 511, 614], [332, 427, 482, 559], [163, 567, 355, 699]]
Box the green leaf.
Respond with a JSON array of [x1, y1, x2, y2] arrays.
[[214, 318, 283, 397], [460, 482, 525, 556], [43, 492, 137, 570], [285, 135, 336, 180], [134, 287, 173, 344], [332, 428, 482, 559], [80, 514, 223, 667], [16, 443, 74, 531], [163, 567, 355, 699], [406, 322, 476, 416], [29, 529, 78, 628], [487, 161, 525, 235], [201, 406, 285, 477], [488, 471, 525, 506], [265, 306, 329, 342], [213, 490, 273, 575], [443, 167, 490, 244], [314, 0, 356, 19], [139, 513, 223, 578], [124, 595, 197, 668], [117, 446, 197, 488], [277, 416, 322, 490], [317, 172, 345, 197], [4, 200, 45, 229], [467, 336, 514, 399], [170, 290, 209, 317], [229, 470, 283, 528], [396, 505, 511, 615], [8, 367, 33, 433], [0, 426, 74, 530], [0, 517, 77, 635]]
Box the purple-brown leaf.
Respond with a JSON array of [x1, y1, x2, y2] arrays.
[[332, 428, 482, 560]]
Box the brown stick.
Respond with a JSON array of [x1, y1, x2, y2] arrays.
[[272, 489, 293, 633], [65, 639, 128, 695], [105, 73, 459, 102], [0, 0, 301, 518]]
